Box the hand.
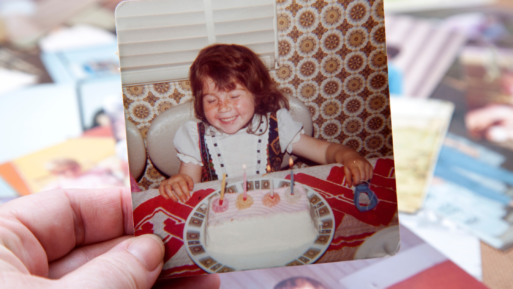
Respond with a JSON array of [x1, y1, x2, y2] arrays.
[[465, 104, 513, 141], [336, 150, 373, 187], [0, 187, 219, 288], [159, 174, 195, 203]]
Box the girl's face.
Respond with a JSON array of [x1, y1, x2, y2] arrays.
[[202, 77, 255, 134]]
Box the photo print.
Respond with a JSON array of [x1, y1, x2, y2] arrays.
[[115, 0, 399, 278]]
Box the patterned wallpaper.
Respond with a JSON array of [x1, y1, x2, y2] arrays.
[[122, 0, 392, 190]]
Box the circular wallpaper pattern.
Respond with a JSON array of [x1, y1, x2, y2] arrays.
[[344, 51, 367, 73], [322, 6, 343, 27], [343, 136, 363, 151], [343, 74, 365, 95], [368, 50, 387, 70], [343, 96, 365, 116], [298, 81, 318, 101], [364, 134, 385, 152], [365, 93, 388, 113], [320, 99, 342, 119], [321, 55, 343, 75], [345, 27, 368, 50], [342, 117, 364, 136], [346, 0, 370, 25]]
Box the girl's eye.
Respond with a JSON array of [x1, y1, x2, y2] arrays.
[[231, 95, 240, 99], [205, 98, 217, 104]]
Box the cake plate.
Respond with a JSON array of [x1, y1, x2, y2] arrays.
[[183, 178, 335, 273]]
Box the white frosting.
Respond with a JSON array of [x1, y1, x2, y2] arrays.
[[205, 185, 319, 269]]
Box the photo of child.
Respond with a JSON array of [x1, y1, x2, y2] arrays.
[[116, 0, 397, 278], [159, 44, 373, 203], [42, 157, 125, 191]]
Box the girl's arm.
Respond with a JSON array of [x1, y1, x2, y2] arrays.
[[292, 134, 373, 187], [158, 162, 202, 202]]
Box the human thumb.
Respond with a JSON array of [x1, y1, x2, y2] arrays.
[[58, 234, 164, 289]]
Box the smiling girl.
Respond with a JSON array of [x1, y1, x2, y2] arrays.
[[158, 44, 373, 202]]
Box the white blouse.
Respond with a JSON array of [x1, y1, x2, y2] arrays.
[[174, 108, 303, 178]]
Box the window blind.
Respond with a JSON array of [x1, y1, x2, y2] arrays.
[[115, 0, 278, 85]]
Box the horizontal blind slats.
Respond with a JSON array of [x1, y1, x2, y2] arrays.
[[116, 11, 206, 30], [211, 0, 274, 10], [215, 18, 274, 36], [116, 0, 278, 85], [115, 0, 204, 17], [122, 66, 191, 84], [238, 43, 275, 55], [212, 5, 274, 23], [119, 37, 209, 56], [120, 53, 274, 85], [216, 30, 275, 46], [117, 24, 208, 43], [120, 50, 200, 68]]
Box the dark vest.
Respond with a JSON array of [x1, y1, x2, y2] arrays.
[[197, 112, 284, 182]]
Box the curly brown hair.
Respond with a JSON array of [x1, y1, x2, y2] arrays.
[[190, 44, 289, 129]]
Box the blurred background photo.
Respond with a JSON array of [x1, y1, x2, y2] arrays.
[[0, 0, 513, 288]]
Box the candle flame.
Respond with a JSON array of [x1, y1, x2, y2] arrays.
[[289, 158, 293, 168], [243, 164, 246, 169], [267, 164, 271, 172]]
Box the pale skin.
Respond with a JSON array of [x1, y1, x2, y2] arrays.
[[0, 187, 220, 288], [159, 78, 373, 202]]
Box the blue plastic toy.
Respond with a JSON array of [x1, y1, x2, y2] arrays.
[[354, 182, 378, 212]]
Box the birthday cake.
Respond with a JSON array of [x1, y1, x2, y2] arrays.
[[205, 182, 320, 269]]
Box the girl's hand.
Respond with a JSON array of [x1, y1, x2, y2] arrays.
[[291, 135, 374, 187], [336, 150, 373, 187], [158, 174, 195, 203]]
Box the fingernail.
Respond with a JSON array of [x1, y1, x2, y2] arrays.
[[127, 234, 164, 271]]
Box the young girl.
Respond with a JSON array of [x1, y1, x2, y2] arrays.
[[159, 44, 373, 203]]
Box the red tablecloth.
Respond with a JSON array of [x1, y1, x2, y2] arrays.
[[133, 158, 397, 278]]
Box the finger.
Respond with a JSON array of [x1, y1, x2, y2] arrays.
[[158, 184, 169, 200], [357, 167, 365, 184], [178, 180, 191, 200], [48, 236, 131, 279], [0, 187, 133, 275], [153, 274, 221, 289], [184, 175, 195, 191], [164, 184, 178, 203], [351, 165, 361, 186], [358, 163, 367, 183], [344, 166, 353, 187], [59, 234, 164, 289], [171, 184, 187, 203], [368, 164, 374, 181]]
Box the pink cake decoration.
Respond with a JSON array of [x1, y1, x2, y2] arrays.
[[235, 194, 254, 210], [262, 192, 281, 207], [284, 184, 305, 204], [211, 197, 229, 213]]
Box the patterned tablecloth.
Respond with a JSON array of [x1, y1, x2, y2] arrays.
[[131, 157, 398, 278]]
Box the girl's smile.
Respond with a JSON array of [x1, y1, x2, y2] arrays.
[[202, 77, 255, 134]]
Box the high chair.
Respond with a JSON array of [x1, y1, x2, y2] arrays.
[[125, 119, 146, 180]]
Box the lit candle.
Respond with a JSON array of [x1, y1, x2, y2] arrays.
[[289, 158, 294, 195], [267, 164, 273, 198], [219, 173, 226, 205], [243, 164, 247, 200]]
